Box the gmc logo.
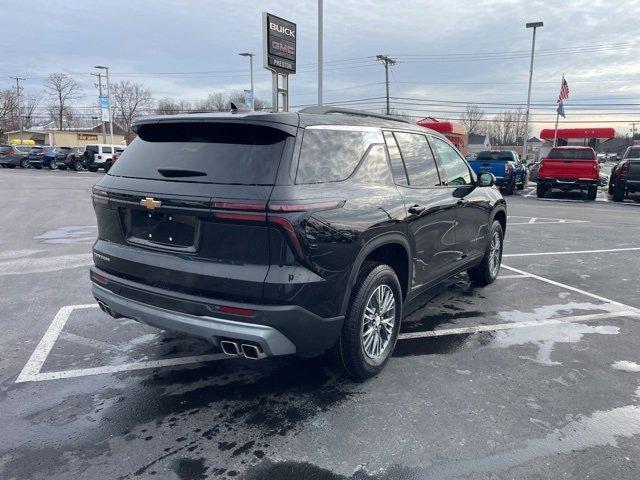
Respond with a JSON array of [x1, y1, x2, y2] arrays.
[[270, 22, 295, 38]]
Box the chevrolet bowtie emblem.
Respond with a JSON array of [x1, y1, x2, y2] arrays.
[[140, 197, 161, 210]]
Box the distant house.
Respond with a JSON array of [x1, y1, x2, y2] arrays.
[[527, 136, 544, 152], [467, 133, 491, 154]]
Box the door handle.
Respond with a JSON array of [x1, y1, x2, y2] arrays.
[[408, 204, 425, 214]]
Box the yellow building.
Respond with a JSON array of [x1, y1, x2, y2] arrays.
[[5, 124, 126, 147]]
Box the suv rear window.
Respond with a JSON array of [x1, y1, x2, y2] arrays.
[[0, 146, 12, 153], [86, 145, 99, 154], [548, 149, 595, 160], [29, 147, 43, 153], [108, 123, 290, 185], [625, 148, 640, 159], [296, 127, 382, 184], [476, 151, 514, 161]]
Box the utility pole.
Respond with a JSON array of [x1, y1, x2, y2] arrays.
[[91, 72, 107, 143], [10, 76, 26, 145], [318, 0, 323, 106], [376, 55, 396, 115], [522, 21, 543, 160], [95, 66, 113, 144], [630, 122, 638, 140]]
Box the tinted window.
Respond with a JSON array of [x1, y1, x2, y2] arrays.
[[296, 128, 381, 184], [351, 145, 392, 185], [547, 148, 595, 160], [394, 132, 440, 187], [86, 145, 99, 154], [430, 137, 472, 186], [383, 131, 408, 185], [476, 151, 515, 161], [102, 146, 113, 154], [108, 123, 290, 185], [29, 147, 43, 153], [625, 148, 640, 159]]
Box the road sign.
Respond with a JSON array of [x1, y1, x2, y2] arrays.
[[263, 12, 296, 74]]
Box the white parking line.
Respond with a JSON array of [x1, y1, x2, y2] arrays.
[[504, 247, 640, 258], [397, 311, 639, 340], [501, 265, 639, 313]]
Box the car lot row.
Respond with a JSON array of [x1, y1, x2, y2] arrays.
[[0, 143, 125, 172]]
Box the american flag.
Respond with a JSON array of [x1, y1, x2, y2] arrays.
[[558, 78, 569, 103]]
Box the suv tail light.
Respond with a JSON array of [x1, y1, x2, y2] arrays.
[[505, 163, 514, 174], [212, 200, 344, 259], [621, 161, 630, 175]]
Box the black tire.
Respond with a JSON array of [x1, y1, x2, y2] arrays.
[[88, 166, 98, 172], [586, 186, 597, 201], [49, 160, 58, 170], [6, 164, 16, 168], [612, 184, 625, 202], [536, 185, 547, 198], [503, 178, 516, 195], [331, 262, 402, 380], [73, 160, 83, 172], [58, 165, 67, 171], [467, 220, 504, 286], [34, 165, 42, 170], [608, 179, 615, 194], [20, 158, 29, 168]]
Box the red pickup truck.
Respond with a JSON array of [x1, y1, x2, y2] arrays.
[[536, 146, 600, 200]]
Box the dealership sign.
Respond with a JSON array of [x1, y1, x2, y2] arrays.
[[262, 12, 296, 74]]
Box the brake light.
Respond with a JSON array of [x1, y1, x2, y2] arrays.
[[505, 163, 513, 174], [217, 305, 254, 316], [91, 186, 109, 205], [37, 151, 44, 156], [7, 148, 13, 155], [90, 270, 108, 285], [621, 161, 630, 174]]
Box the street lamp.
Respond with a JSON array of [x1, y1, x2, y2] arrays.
[[239, 53, 255, 110], [94, 65, 113, 144], [522, 21, 543, 160]]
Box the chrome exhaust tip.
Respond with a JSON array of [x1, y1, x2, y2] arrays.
[[241, 343, 266, 360], [220, 340, 241, 356]]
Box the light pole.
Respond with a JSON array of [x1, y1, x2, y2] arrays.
[[318, 0, 323, 106], [239, 53, 255, 110], [94, 66, 113, 144], [522, 21, 543, 160]]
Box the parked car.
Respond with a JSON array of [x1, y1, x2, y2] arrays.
[[597, 153, 606, 164], [26, 146, 46, 169], [90, 107, 507, 380], [57, 147, 86, 171], [528, 161, 541, 182], [536, 146, 600, 200], [609, 145, 640, 202], [467, 150, 527, 195], [0, 144, 30, 168], [83, 144, 125, 172]]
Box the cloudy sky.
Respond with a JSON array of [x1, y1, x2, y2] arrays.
[[2, 0, 640, 135]]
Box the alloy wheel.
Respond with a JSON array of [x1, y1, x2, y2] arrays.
[[362, 284, 396, 359], [488, 231, 502, 277]]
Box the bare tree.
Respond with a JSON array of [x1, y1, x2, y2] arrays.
[[154, 98, 192, 115], [22, 93, 41, 129], [0, 88, 18, 135], [196, 92, 227, 112], [111, 80, 153, 135], [487, 109, 529, 146], [44, 73, 82, 130], [461, 105, 486, 135]]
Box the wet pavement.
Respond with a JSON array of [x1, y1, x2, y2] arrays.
[[2, 169, 640, 479]]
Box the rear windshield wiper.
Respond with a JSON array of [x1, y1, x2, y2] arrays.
[[157, 167, 207, 178]]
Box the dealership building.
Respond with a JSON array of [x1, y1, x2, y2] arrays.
[[5, 122, 126, 147]]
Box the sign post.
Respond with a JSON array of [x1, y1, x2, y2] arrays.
[[263, 12, 296, 112]]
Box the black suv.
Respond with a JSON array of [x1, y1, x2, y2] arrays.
[[90, 107, 506, 379]]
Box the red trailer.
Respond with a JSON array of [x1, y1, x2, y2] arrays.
[[417, 118, 468, 155]]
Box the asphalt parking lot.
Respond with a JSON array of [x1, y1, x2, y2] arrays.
[[2, 168, 640, 480]]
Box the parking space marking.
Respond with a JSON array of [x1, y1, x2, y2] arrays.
[[503, 246, 640, 258], [15, 303, 227, 383], [397, 311, 639, 340], [507, 215, 589, 225], [501, 265, 639, 313], [496, 274, 531, 280]]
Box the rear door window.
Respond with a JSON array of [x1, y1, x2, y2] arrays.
[[296, 127, 382, 184], [393, 132, 441, 187], [351, 145, 393, 185], [102, 146, 112, 154], [108, 123, 291, 185], [430, 136, 472, 186]]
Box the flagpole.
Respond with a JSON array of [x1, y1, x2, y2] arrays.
[[553, 74, 564, 147]]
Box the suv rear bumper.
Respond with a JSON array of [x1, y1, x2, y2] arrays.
[[538, 178, 599, 189], [90, 267, 344, 357]]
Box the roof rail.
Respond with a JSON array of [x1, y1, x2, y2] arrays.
[[298, 106, 414, 125]]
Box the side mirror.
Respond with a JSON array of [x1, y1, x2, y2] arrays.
[[478, 172, 495, 187]]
